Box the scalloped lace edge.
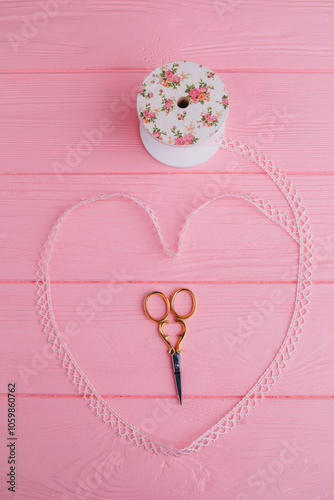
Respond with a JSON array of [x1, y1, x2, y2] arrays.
[[36, 138, 313, 456]]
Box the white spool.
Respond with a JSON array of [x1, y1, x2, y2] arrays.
[[137, 61, 229, 168]]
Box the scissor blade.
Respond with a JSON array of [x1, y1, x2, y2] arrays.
[[172, 353, 182, 405]]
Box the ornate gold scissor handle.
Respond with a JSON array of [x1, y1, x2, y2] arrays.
[[144, 288, 196, 355]]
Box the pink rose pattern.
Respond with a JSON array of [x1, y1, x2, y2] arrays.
[[198, 106, 223, 127], [152, 124, 167, 141], [159, 91, 176, 114], [216, 95, 229, 109], [154, 62, 190, 90], [138, 82, 153, 99], [177, 111, 187, 120], [137, 62, 229, 146], [185, 79, 213, 104], [138, 103, 157, 124], [170, 125, 199, 146]]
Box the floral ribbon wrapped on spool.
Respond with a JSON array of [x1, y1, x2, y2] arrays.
[[137, 61, 229, 167]]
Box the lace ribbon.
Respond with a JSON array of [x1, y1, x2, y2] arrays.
[[36, 138, 313, 456]]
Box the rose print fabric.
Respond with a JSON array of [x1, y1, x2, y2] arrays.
[[137, 61, 229, 146]]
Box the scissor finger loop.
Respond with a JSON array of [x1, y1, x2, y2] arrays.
[[170, 288, 196, 320], [144, 291, 170, 323], [174, 318, 186, 354], [158, 320, 175, 356]]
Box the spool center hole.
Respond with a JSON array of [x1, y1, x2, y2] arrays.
[[177, 97, 189, 109]]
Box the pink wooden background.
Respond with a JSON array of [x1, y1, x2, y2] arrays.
[[1, 1, 334, 498]]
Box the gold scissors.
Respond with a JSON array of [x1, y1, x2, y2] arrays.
[[144, 288, 196, 405]]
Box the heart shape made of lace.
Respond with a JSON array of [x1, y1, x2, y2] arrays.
[[36, 138, 313, 456]]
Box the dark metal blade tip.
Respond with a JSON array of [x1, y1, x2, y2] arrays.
[[177, 386, 182, 405], [172, 353, 182, 406]]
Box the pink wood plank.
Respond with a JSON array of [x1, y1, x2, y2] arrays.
[[0, 174, 333, 281], [1, 1, 334, 70], [0, 395, 333, 499], [1, 72, 334, 174], [2, 283, 333, 396]]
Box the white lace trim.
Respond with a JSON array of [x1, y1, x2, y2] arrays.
[[36, 138, 313, 456]]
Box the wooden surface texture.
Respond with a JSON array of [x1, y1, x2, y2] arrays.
[[1, 1, 334, 498]]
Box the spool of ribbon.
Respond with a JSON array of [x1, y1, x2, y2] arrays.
[[136, 61, 229, 167]]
